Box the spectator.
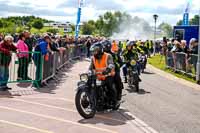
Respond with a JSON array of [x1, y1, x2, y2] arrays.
[[181, 40, 189, 54], [190, 38, 198, 54], [188, 38, 198, 72], [24, 31, 34, 63], [16, 33, 30, 80], [0, 35, 17, 91], [32, 34, 50, 88], [50, 36, 66, 52], [171, 40, 182, 53], [85, 37, 92, 58], [167, 39, 174, 52]]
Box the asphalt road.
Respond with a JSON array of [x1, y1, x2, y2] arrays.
[[1, 59, 200, 133], [0, 60, 155, 133], [122, 65, 200, 133]]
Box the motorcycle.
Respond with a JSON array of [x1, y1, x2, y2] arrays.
[[127, 59, 140, 91], [75, 72, 120, 119], [139, 54, 147, 73]]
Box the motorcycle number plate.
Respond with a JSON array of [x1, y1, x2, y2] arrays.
[[96, 80, 102, 86]]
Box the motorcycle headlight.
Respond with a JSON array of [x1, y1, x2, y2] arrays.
[[130, 60, 136, 65], [80, 74, 88, 82]]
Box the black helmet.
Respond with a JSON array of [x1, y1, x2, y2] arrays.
[[90, 42, 104, 59], [102, 40, 112, 53]]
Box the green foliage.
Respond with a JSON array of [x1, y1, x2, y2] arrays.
[[32, 20, 44, 30], [81, 21, 96, 35], [158, 22, 173, 38], [46, 28, 59, 34], [0, 20, 3, 28], [81, 11, 150, 37], [190, 15, 199, 25], [0, 16, 53, 34], [176, 15, 199, 26]]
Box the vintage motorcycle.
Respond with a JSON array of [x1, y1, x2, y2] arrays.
[[75, 71, 120, 119], [127, 59, 141, 91]]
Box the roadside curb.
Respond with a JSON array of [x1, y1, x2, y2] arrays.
[[119, 108, 159, 133], [147, 64, 200, 91]]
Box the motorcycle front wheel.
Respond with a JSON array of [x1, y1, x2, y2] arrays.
[[75, 89, 96, 119]]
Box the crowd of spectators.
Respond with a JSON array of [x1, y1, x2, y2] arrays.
[[0, 31, 104, 91], [161, 37, 199, 74]]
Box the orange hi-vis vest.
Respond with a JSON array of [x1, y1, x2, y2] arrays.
[[112, 42, 119, 53], [93, 53, 115, 80]]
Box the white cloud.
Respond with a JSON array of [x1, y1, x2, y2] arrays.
[[0, 0, 199, 25]]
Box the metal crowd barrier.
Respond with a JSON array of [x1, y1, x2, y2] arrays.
[[0, 44, 87, 89], [0, 51, 43, 88], [165, 52, 198, 78], [41, 45, 87, 86]]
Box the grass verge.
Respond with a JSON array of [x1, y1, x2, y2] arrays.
[[148, 54, 196, 83]]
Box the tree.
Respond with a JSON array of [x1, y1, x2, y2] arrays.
[[81, 22, 96, 35], [176, 20, 183, 26], [32, 20, 44, 30], [190, 15, 199, 25], [177, 15, 199, 26], [159, 22, 173, 38], [0, 19, 3, 28], [47, 28, 59, 34]]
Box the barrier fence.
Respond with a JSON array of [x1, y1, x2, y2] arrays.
[[0, 44, 87, 89], [0, 51, 42, 88], [165, 52, 198, 78]]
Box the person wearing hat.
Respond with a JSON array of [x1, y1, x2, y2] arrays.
[[0, 35, 17, 91], [32, 34, 50, 88]]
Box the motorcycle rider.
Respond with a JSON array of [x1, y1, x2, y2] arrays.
[[89, 42, 118, 105], [137, 42, 147, 72], [122, 41, 141, 88], [102, 40, 124, 101]]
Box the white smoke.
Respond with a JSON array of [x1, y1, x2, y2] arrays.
[[111, 16, 153, 41]]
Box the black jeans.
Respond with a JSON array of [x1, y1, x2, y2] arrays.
[[114, 72, 123, 100], [105, 76, 117, 103], [18, 57, 29, 79]]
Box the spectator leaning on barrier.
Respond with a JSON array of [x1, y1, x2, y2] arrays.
[[16, 33, 30, 81], [188, 38, 198, 73], [32, 34, 50, 88], [24, 31, 35, 63], [50, 36, 66, 53], [0, 35, 17, 91], [190, 38, 198, 54], [181, 40, 189, 54]]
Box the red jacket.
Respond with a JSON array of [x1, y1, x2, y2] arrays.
[[0, 41, 17, 66]]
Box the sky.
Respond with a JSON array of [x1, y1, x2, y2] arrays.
[[0, 0, 199, 26]]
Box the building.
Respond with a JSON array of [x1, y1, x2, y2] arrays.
[[44, 22, 73, 33]]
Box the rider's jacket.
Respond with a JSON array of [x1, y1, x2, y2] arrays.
[[122, 49, 139, 63], [90, 52, 115, 81]]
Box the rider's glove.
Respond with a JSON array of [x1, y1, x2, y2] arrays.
[[102, 68, 111, 75]]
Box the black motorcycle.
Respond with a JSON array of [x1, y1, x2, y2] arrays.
[[127, 59, 140, 91], [139, 54, 147, 73], [75, 72, 120, 119]]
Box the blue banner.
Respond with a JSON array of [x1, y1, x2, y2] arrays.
[[182, 12, 189, 25], [75, 0, 84, 40], [182, 0, 192, 26]]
